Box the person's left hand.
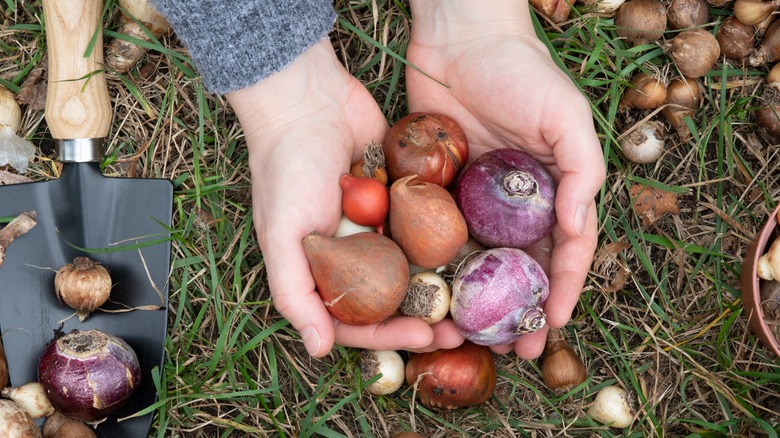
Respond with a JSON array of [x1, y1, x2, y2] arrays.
[[405, 1, 605, 359]]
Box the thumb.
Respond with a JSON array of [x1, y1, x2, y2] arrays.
[[550, 117, 605, 238], [262, 232, 335, 357]]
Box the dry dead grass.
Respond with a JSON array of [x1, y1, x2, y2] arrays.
[[2, 0, 780, 437]]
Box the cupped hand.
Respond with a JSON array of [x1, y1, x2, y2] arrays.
[[227, 40, 464, 357], [407, 1, 605, 359]]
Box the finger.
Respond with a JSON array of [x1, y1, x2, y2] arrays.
[[544, 202, 599, 328], [333, 316, 435, 351], [345, 80, 391, 161], [523, 234, 552, 272], [262, 231, 336, 358], [406, 318, 465, 353], [489, 344, 514, 355], [546, 99, 605, 238], [513, 325, 548, 360]]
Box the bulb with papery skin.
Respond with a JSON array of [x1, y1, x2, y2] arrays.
[[450, 247, 550, 345], [38, 329, 140, 424], [340, 173, 389, 230], [455, 149, 556, 249], [405, 341, 496, 409], [303, 232, 410, 325], [0, 399, 40, 438], [383, 112, 469, 188]]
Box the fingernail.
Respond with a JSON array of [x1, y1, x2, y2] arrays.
[[301, 326, 321, 356], [575, 204, 588, 237], [403, 342, 430, 350]]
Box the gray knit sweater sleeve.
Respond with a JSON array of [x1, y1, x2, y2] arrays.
[[149, 0, 337, 94]]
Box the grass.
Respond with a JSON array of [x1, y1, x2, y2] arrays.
[[2, 0, 780, 436]]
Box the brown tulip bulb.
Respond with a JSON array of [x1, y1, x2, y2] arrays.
[[530, 0, 573, 22], [768, 62, 780, 87], [667, 0, 710, 30], [615, 0, 667, 45], [54, 256, 112, 321], [749, 19, 780, 66], [303, 232, 410, 326], [717, 16, 756, 61], [389, 175, 468, 269], [662, 76, 704, 141], [405, 341, 496, 409], [667, 28, 721, 78], [43, 412, 97, 438], [757, 105, 780, 143], [756, 86, 780, 144], [620, 71, 668, 110], [734, 0, 780, 25], [541, 329, 588, 393], [383, 112, 469, 188]]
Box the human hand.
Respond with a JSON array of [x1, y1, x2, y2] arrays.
[[227, 40, 464, 357], [406, 1, 605, 359]]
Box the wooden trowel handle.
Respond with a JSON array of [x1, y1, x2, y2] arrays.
[[44, 0, 111, 140]]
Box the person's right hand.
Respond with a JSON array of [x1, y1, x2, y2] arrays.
[[226, 39, 465, 358]]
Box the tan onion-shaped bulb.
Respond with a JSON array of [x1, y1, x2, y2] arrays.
[[734, 0, 780, 25], [541, 329, 588, 393], [757, 238, 780, 280], [667, 0, 710, 30], [749, 19, 780, 66], [615, 0, 667, 45], [43, 411, 97, 438], [768, 62, 780, 87], [667, 28, 721, 78], [399, 271, 451, 324], [0, 399, 40, 437], [0, 85, 35, 174], [54, 257, 112, 321], [529, 0, 573, 23], [0, 382, 55, 420], [717, 16, 756, 61], [756, 84, 780, 144], [619, 71, 668, 110], [0, 84, 22, 132], [662, 76, 704, 141]]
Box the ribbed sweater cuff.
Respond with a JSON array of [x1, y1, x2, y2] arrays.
[[150, 0, 337, 94]]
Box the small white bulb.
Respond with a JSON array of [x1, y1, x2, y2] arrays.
[[620, 120, 665, 164], [334, 215, 375, 237], [1, 382, 56, 420], [361, 350, 405, 396], [587, 385, 634, 428]]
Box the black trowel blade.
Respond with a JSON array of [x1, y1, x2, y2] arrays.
[[0, 162, 172, 436]]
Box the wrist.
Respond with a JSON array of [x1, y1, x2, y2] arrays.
[[226, 39, 352, 140], [409, 0, 534, 45]]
